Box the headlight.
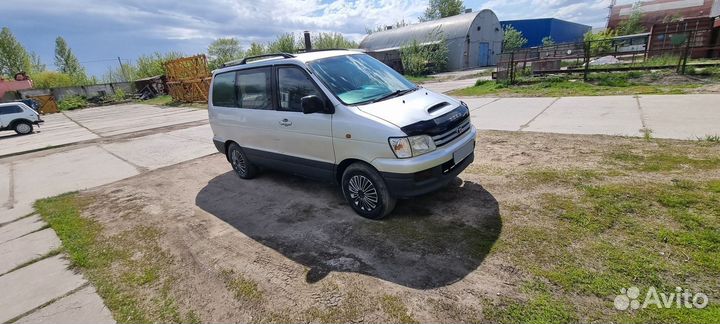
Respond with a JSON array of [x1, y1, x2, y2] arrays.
[[388, 135, 436, 158]]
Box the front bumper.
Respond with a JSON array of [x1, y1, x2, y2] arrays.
[[382, 150, 474, 198], [33, 119, 44, 124]]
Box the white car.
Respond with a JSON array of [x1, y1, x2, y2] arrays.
[[0, 102, 43, 135], [208, 50, 476, 219]]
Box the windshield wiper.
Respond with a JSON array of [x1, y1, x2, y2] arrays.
[[369, 88, 417, 104]]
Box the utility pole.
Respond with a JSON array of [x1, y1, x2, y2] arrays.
[[117, 56, 128, 82], [607, 0, 617, 29]]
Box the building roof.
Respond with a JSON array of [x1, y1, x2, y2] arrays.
[[500, 17, 591, 28], [359, 10, 497, 51]]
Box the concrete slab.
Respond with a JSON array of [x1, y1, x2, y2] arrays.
[[0, 203, 34, 226], [15, 286, 114, 324], [12, 146, 139, 205], [423, 79, 477, 93], [462, 98, 499, 111], [471, 97, 557, 131], [524, 96, 644, 136], [1, 163, 8, 209], [163, 124, 213, 143], [101, 126, 217, 170], [0, 113, 98, 157], [0, 255, 86, 323], [0, 229, 60, 275], [639, 94, 720, 140], [63, 104, 207, 137], [0, 214, 45, 244]]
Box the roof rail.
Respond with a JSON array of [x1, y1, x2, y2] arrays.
[[296, 48, 350, 53], [222, 53, 296, 67]]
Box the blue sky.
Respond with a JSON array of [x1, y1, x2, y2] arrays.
[[1, 0, 634, 78]]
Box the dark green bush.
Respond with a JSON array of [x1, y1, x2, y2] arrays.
[[58, 95, 88, 111]]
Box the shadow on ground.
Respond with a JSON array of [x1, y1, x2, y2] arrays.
[[195, 171, 501, 289]]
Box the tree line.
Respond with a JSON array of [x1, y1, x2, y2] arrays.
[[0, 26, 358, 89]]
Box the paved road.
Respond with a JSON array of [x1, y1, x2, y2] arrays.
[[0, 104, 208, 157], [0, 104, 214, 324], [463, 94, 720, 140]]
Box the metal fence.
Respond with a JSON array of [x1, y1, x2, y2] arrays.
[[497, 18, 720, 83]]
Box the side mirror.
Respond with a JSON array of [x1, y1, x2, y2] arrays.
[[301, 95, 330, 114]]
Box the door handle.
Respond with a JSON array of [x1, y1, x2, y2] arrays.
[[279, 118, 292, 127]]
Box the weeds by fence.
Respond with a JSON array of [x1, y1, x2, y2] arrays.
[[497, 18, 720, 84]]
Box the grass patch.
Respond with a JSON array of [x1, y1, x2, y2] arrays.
[[484, 292, 577, 324], [450, 71, 707, 97], [523, 169, 602, 186], [404, 75, 434, 84], [607, 150, 720, 172], [35, 193, 199, 323], [141, 95, 207, 109], [220, 269, 263, 301], [380, 295, 417, 323]]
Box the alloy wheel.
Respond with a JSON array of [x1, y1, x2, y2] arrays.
[[347, 175, 379, 212]]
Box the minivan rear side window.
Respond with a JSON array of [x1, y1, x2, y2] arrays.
[[237, 68, 272, 110], [277, 67, 323, 112], [212, 72, 237, 107]]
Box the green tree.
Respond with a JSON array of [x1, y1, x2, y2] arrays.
[[267, 33, 297, 53], [584, 29, 617, 56], [502, 26, 527, 52], [311, 32, 358, 50], [208, 38, 244, 70], [0, 27, 35, 77], [31, 71, 76, 88], [245, 42, 266, 57], [135, 51, 183, 79], [420, 0, 464, 22], [541, 36, 555, 47], [54, 36, 87, 82], [616, 2, 646, 35], [400, 27, 448, 76]]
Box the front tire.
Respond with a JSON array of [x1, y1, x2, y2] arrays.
[[14, 121, 33, 135], [342, 163, 396, 219], [227, 143, 257, 179]]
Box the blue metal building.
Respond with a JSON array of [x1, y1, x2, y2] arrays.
[[500, 18, 591, 48]]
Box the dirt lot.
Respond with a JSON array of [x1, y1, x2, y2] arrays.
[[37, 131, 720, 323]]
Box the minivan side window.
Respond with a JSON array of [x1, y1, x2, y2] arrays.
[[277, 67, 322, 112], [237, 68, 272, 110], [0, 105, 23, 114], [212, 72, 237, 107]]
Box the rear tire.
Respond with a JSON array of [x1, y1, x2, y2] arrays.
[[227, 143, 257, 179], [341, 163, 396, 219], [14, 121, 33, 135]]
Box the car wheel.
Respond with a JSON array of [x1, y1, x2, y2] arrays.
[[227, 143, 257, 179], [342, 163, 396, 219], [14, 121, 33, 135]]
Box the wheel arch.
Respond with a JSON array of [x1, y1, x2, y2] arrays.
[[335, 158, 378, 184], [9, 118, 33, 128]]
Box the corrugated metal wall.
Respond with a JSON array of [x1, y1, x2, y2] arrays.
[[501, 18, 591, 48]]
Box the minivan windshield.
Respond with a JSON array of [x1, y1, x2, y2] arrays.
[[308, 54, 417, 105]]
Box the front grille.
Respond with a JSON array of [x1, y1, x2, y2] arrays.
[[432, 118, 471, 147]]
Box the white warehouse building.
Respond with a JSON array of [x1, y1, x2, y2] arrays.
[[359, 9, 504, 72]]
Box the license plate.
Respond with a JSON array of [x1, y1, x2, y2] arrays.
[[453, 140, 474, 164]]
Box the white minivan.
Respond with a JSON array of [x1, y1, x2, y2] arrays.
[[208, 50, 476, 219]]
